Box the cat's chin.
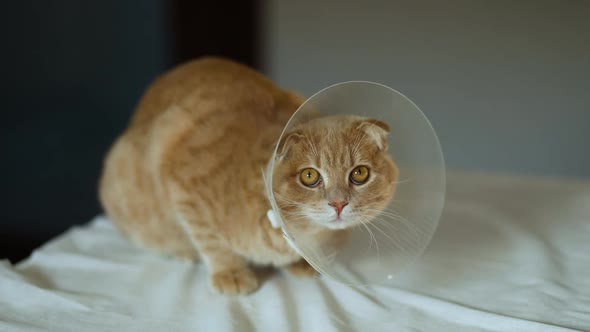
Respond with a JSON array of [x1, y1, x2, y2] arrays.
[[316, 218, 357, 230], [322, 223, 351, 230]]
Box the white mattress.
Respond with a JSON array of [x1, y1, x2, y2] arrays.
[[1, 172, 589, 332]]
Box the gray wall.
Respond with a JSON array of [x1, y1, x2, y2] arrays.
[[260, 0, 590, 178]]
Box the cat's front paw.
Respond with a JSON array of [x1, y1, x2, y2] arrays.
[[210, 268, 259, 295], [286, 259, 318, 277]]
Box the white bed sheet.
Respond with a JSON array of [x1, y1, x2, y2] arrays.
[[1, 172, 589, 332]]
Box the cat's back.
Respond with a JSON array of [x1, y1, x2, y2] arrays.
[[100, 57, 303, 260], [126, 57, 301, 186], [130, 57, 287, 127]]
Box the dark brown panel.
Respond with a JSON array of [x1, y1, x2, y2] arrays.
[[167, 0, 260, 68]]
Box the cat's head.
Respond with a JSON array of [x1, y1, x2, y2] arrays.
[[272, 115, 398, 230]]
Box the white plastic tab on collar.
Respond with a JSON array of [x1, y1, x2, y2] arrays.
[[266, 209, 281, 229]]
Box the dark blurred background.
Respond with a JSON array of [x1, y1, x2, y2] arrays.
[[1, 0, 260, 262], [2, 0, 589, 262]]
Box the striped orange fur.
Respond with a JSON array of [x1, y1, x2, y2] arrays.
[[99, 58, 398, 295]]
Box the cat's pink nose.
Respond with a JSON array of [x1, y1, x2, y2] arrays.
[[329, 201, 349, 216]]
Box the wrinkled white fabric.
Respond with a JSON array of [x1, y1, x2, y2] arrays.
[[1, 172, 589, 332]]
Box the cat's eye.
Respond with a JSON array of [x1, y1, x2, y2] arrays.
[[350, 166, 370, 185], [300, 168, 321, 187]]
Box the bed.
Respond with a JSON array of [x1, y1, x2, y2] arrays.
[[1, 171, 589, 331]]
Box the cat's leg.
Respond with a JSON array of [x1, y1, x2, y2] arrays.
[[206, 248, 258, 295], [176, 215, 259, 295], [286, 258, 318, 277]]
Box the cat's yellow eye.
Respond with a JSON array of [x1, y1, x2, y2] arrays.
[[350, 166, 370, 185], [300, 168, 321, 187]]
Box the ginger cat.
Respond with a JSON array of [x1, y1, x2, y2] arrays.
[[99, 57, 398, 295]]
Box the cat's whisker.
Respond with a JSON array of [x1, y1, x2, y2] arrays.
[[367, 215, 424, 246], [364, 221, 399, 248], [360, 208, 422, 235], [281, 216, 309, 225], [276, 202, 301, 207], [390, 178, 412, 185], [305, 136, 320, 159], [351, 124, 371, 160], [364, 209, 417, 228], [380, 212, 423, 235], [351, 134, 363, 159], [281, 209, 309, 217], [354, 221, 371, 247], [367, 214, 423, 241], [274, 193, 306, 206], [365, 221, 415, 257], [358, 218, 380, 258], [374, 214, 413, 228]]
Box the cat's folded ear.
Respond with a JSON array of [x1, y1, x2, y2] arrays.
[[277, 131, 304, 158], [356, 119, 390, 151]]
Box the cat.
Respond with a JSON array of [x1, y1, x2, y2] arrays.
[[99, 57, 399, 295]]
